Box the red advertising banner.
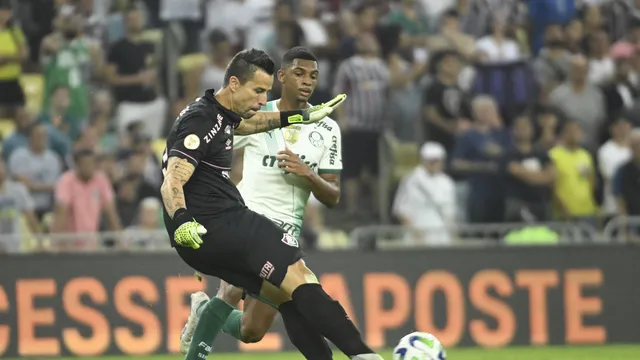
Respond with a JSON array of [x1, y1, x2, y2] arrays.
[[0, 245, 639, 357]]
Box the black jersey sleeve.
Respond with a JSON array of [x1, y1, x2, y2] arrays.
[[168, 114, 213, 167]]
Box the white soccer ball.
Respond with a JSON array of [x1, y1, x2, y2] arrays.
[[392, 332, 446, 360]]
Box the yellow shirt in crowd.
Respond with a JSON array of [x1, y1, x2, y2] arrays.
[[549, 146, 597, 217], [0, 27, 26, 81]]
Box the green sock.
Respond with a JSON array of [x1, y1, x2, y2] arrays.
[[185, 298, 234, 360], [221, 309, 244, 341]]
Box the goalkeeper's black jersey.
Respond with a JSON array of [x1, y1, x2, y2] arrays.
[[162, 89, 246, 245]]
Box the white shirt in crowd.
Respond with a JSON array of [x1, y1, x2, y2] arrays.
[[588, 57, 615, 85], [475, 36, 521, 62], [598, 139, 631, 216], [160, 0, 202, 21], [392, 166, 456, 246]]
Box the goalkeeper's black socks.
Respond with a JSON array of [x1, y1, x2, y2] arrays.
[[279, 300, 333, 360], [290, 283, 377, 357]]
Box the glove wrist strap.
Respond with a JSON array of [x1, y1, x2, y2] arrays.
[[280, 110, 304, 127], [172, 208, 191, 227]]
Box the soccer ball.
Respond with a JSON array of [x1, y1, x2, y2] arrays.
[[392, 332, 446, 360]]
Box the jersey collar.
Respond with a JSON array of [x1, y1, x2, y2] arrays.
[[204, 89, 243, 125]]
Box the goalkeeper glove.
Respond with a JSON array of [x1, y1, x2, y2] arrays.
[[280, 94, 347, 127], [172, 208, 206, 249]]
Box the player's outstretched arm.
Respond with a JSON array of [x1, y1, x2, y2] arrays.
[[161, 157, 196, 218], [235, 94, 347, 135]]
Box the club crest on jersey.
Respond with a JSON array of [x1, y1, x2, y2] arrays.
[[225, 125, 231, 134], [281, 233, 299, 248], [225, 139, 232, 150], [184, 134, 200, 150], [283, 128, 300, 145], [308, 131, 324, 148]]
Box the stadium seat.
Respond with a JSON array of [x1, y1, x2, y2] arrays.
[[152, 138, 166, 163], [178, 53, 208, 74], [19, 74, 45, 114], [0, 118, 15, 140]]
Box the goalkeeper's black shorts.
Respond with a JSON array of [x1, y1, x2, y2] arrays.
[[175, 206, 304, 296]]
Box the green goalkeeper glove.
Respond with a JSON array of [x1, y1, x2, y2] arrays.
[[172, 208, 206, 249], [281, 94, 347, 126]]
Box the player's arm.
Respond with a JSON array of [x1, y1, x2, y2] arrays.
[[235, 94, 347, 135], [161, 157, 195, 218], [309, 172, 341, 208]]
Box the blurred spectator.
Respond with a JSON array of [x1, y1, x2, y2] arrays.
[[130, 133, 161, 187], [124, 196, 165, 249], [533, 24, 573, 100], [159, 0, 203, 54], [333, 32, 389, 217], [533, 106, 562, 151], [40, 8, 92, 123], [475, 13, 521, 63], [581, 5, 604, 44], [267, 20, 305, 79], [53, 150, 121, 243], [89, 89, 118, 150], [598, 117, 632, 220], [527, 0, 576, 54], [106, 5, 166, 138], [206, 0, 273, 48], [602, 57, 638, 121], [0, 1, 28, 117], [564, 18, 585, 54], [184, 30, 232, 101], [549, 55, 606, 150], [392, 142, 456, 246], [2, 108, 71, 161], [504, 116, 556, 222], [384, 24, 426, 141], [38, 85, 82, 140], [339, 3, 379, 60], [0, 157, 40, 254], [252, 1, 295, 62], [614, 129, 640, 216], [587, 29, 614, 85], [122, 150, 160, 198], [428, 9, 475, 60], [423, 50, 469, 154], [386, 0, 430, 48], [421, 0, 455, 26], [115, 174, 141, 228], [298, 0, 329, 49], [8, 124, 62, 219], [549, 121, 598, 224], [452, 95, 509, 223], [610, 19, 640, 59]]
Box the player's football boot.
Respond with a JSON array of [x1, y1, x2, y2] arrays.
[[179, 291, 210, 354]]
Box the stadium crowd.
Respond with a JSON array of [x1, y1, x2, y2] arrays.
[[0, 0, 639, 252]]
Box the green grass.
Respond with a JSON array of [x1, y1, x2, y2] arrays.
[[29, 345, 640, 360]]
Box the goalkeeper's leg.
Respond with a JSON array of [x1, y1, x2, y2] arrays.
[[183, 280, 332, 359]]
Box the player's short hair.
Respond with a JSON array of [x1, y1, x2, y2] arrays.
[[223, 48, 275, 86], [282, 46, 317, 67]]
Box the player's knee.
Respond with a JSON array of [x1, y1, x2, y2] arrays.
[[281, 259, 319, 295], [240, 319, 268, 343], [219, 284, 244, 306]]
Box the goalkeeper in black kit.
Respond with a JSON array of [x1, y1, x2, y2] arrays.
[[160, 48, 383, 360]]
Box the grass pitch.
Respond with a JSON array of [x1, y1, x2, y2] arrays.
[[37, 345, 640, 360]]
